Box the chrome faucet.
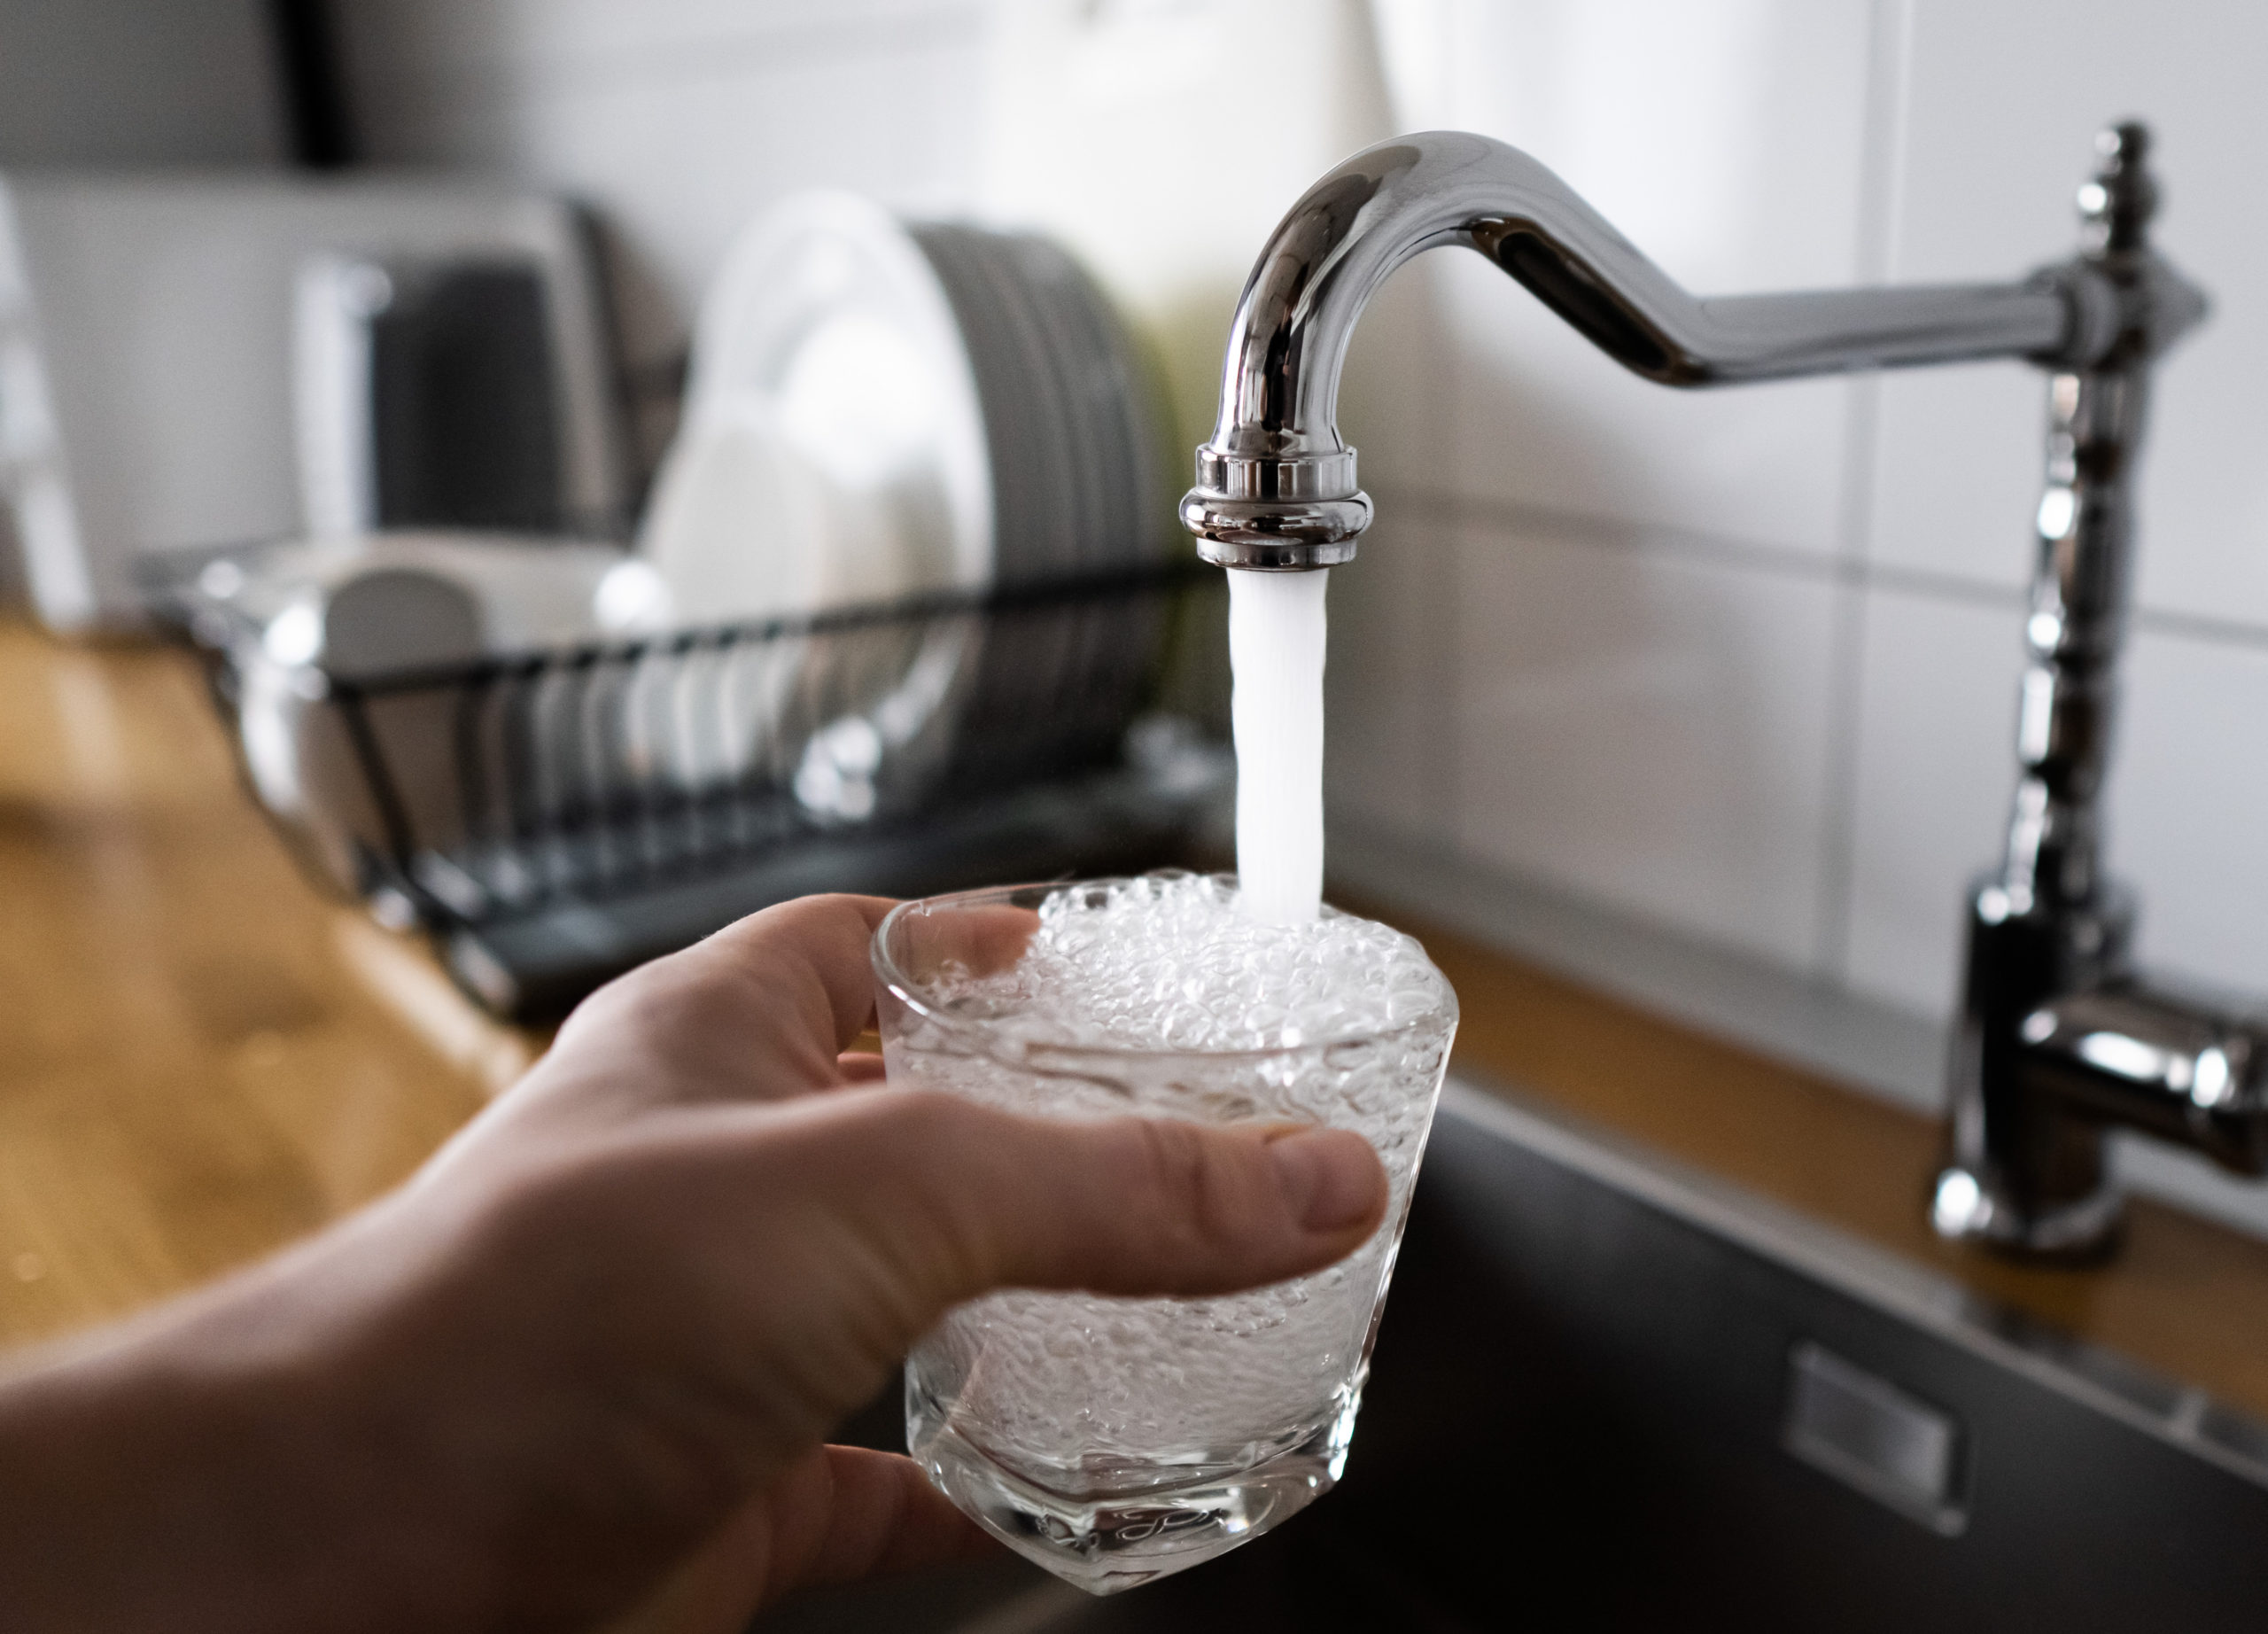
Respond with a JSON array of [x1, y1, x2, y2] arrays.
[[1182, 125, 2245, 1260]]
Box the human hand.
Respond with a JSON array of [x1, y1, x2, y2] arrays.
[[0, 896, 1390, 1634]]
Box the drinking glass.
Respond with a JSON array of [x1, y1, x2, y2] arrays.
[[870, 878, 1457, 1593]]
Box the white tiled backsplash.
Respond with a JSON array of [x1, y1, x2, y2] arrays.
[[1347, 0, 2268, 1054], [339, 0, 2268, 1073]]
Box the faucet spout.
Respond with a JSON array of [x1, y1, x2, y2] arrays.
[[1180, 129, 2188, 570]]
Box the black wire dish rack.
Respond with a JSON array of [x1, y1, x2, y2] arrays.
[[155, 553, 1228, 1020]]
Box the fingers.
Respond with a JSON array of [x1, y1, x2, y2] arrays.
[[938, 1110, 1390, 1297], [534, 895, 898, 1116], [688, 893, 898, 1055], [767, 1445, 993, 1591], [761, 1089, 1391, 1321], [836, 1051, 888, 1084], [602, 1448, 988, 1634], [877, 900, 1039, 987]]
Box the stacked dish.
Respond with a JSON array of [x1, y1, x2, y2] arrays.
[[637, 191, 1168, 820], [905, 221, 1168, 796]]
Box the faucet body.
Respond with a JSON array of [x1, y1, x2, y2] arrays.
[[1180, 129, 2156, 571], [1182, 126, 2249, 1259]]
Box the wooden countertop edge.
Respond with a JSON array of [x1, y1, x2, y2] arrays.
[[331, 913, 541, 1098]]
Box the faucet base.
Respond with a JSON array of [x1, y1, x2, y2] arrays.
[[1929, 1163, 2125, 1261]]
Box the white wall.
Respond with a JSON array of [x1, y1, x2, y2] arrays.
[[335, 0, 989, 473], [1336, 0, 2268, 1036], [0, 0, 288, 167], [0, 0, 289, 610], [335, 0, 2268, 1064]]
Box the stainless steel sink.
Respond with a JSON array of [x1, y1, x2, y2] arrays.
[[755, 1081, 2268, 1631]]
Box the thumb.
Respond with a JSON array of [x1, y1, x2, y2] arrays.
[[782, 1088, 1393, 1321]]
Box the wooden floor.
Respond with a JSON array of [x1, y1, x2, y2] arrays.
[[5, 614, 2268, 1429]]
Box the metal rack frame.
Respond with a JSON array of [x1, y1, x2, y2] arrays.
[[159, 556, 1224, 1016]]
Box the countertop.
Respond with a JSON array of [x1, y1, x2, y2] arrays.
[[4, 617, 2267, 1428], [0, 621, 521, 1349]]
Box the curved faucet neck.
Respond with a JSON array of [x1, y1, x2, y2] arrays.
[[1180, 128, 2201, 571]]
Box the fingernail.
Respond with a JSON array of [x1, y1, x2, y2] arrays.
[[1266, 1130, 1380, 1232]]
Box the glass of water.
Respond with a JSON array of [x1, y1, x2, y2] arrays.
[[870, 874, 1457, 1594]]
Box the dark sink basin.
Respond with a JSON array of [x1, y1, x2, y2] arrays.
[[756, 1082, 2268, 1632]]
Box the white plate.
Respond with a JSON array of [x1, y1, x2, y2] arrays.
[[680, 191, 992, 597], [641, 193, 998, 808]]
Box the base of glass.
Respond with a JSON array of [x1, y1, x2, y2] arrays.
[[908, 1392, 1360, 1596]]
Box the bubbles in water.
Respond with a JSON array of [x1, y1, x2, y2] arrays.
[[928, 871, 1449, 1056], [896, 875, 1457, 1492]]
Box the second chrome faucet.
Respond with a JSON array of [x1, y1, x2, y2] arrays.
[[1181, 122, 2250, 1260]]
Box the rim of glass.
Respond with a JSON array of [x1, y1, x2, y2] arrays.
[[868, 875, 1458, 1062]]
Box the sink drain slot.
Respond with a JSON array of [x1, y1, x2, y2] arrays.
[[1782, 1342, 1969, 1537]]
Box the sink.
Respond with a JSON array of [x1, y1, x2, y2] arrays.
[[755, 1081, 2268, 1631]]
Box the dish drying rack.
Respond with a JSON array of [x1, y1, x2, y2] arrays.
[[158, 558, 1227, 1020]]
